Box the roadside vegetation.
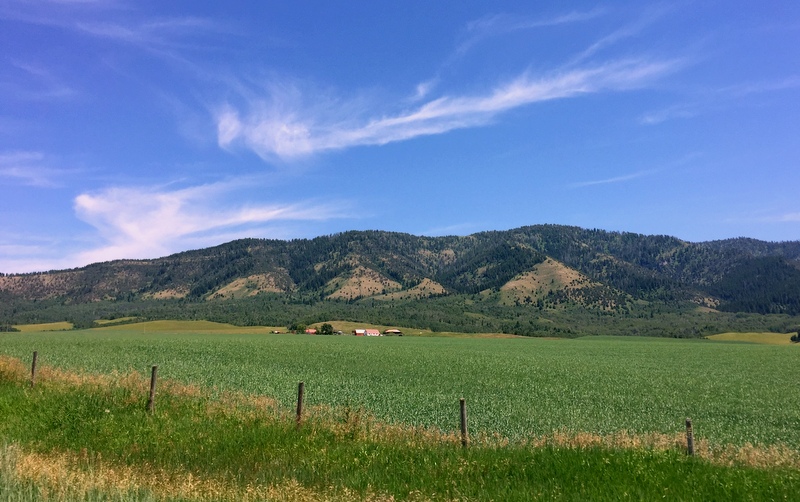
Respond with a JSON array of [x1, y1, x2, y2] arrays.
[[1, 350, 799, 501]]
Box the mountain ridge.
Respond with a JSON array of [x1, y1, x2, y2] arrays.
[[2, 224, 800, 316]]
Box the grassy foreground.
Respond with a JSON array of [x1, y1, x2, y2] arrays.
[[2, 326, 800, 448], [1, 356, 799, 501]]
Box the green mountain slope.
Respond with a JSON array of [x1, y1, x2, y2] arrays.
[[2, 225, 800, 320]]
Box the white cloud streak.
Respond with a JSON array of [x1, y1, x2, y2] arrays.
[[719, 76, 800, 97], [0, 151, 65, 187], [73, 16, 225, 51], [421, 222, 480, 237], [639, 104, 698, 125], [765, 213, 800, 223], [411, 79, 438, 102], [408, 10, 606, 108], [219, 59, 680, 161], [720, 211, 800, 231], [1, 0, 226, 57], [640, 75, 800, 125], [70, 182, 345, 266], [565, 6, 670, 68], [458, 9, 606, 56], [0, 180, 350, 273], [571, 169, 656, 188], [2, 61, 77, 102]]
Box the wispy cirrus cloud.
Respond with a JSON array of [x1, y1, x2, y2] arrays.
[[1, 0, 226, 55], [570, 169, 656, 188], [571, 153, 703, 187], [218, 58, 681, 161], [760, 212, 800, 223], [641, 76, 800, 125], [458, 9, 605, 56], [0, 180, 350, 273], [0, 0, 119, 27], [1, 61, 77, 102], [720, 211, 800, 233], [408, 9, 605, 104], [718, 76, 800, 97], [73, 16, 227, 53], [71, 181, 347, 266], [0, 246, 77, 275], [0, 151, 68, 187], [421, 222, 481, 237], [565, 5, 672, 68], [639, 104, 699, 125], [411, 79, 439, 102]]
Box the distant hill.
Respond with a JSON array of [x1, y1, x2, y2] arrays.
[[3, 225, 800, 317]]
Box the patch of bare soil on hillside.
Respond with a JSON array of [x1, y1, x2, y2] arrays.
[[210, 273, 292, 299], [377, 278, 447, 301], [501, 258, 628, 310], [0, 271, 81, 299], [326, 267, 403, 300], [145, 288, 189, 300], [501, 258, 595, 299]]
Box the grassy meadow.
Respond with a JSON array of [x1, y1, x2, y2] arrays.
[[706, 331, 797, 345], [2, 323, 799, 447], [11, 321, 74, 332], [1, 322, 799, 500]]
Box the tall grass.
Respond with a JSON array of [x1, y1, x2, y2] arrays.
[[1, 355, 799, 501]]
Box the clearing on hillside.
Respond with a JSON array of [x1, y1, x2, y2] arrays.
[[92, 320, 286, 334], [707, 332, 798, 345], [12, 321, 73, 332], [209, 272, 294, 299], [374, 277, 447, 301], [325, 266, 403, 300], [501, 258, 587, 296]]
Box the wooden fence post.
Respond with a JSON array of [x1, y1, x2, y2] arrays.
[[460, 398, 468, 448], [685, 418, 694, 455], [296, 382, 305, 428], [30, 351, 38, 388], [146, 365, 158, 413]]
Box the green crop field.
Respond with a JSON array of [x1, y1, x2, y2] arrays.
[[2, 325, 798, 449], [2, 324, 800, 500]]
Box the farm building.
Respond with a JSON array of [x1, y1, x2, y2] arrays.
[[352, 328, 382, 336], [384, 329, 402, 335], [305, 328, 317, 334]]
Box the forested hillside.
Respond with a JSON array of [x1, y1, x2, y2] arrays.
[[2, 225, 800, 336]]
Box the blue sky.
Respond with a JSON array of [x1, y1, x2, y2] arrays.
[[2, 1, 799, 273]]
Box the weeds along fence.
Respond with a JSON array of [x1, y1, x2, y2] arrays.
[[26, 351, 698, 455]]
